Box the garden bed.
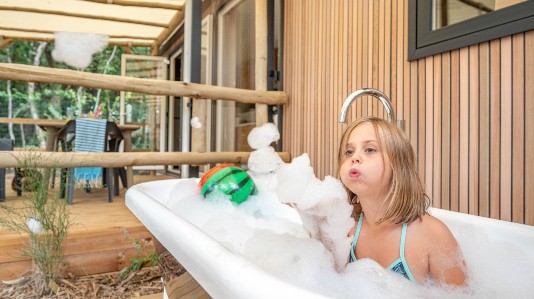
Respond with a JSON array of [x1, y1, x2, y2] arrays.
[[0, 243, 192, 299]]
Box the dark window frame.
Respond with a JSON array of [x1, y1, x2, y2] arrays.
[[408, 0, 534, 61]]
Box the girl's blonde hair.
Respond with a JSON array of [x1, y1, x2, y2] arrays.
[[337, 116, 429, 224]]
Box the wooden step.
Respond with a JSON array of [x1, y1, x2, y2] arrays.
[[0, 176, 167, 281]]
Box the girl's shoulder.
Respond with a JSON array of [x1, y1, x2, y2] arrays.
[[411, 214, 457, 245]]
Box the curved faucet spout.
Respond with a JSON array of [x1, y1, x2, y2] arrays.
[[339, 88, 396, 124]]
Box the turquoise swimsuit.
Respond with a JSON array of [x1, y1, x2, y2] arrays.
[[349, 213, 417, 283]]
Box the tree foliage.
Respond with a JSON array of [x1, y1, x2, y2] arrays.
[[0, 41, 150, 147]]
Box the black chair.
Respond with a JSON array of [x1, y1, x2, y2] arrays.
[[55, 120, 76, 199], [56, 120, 125, 204], [104, 122, 127, 196], [0, 139, 22, 201]]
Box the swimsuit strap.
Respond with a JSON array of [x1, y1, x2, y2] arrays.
[[349, 213, 364, 262], [400, 223, 408, 257], [399, 223, 416, 282]]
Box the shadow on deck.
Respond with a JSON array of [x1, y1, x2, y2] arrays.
[[0, 173, 175, 281]]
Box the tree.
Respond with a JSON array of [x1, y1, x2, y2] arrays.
[[0, 41, 150, 147]]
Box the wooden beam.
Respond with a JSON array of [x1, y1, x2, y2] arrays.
[[0, 38, 13, 50], [0, 151, 291, 168], [82, 0, 183, 11], [154, 11, 184, 52], [0, 63, 288, 105], [0, 33, 153, 47], [0, 26, 156, 41], [0, 5, 170, 28]]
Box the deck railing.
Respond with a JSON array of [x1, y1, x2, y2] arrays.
[[0, 63, 290, 170], [0, 63, 287, 105], [0, 151, 291, 168]]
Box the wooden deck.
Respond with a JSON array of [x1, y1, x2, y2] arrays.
[[0, 173, 175, 281]]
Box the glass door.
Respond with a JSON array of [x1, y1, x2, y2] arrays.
[[216, 0, 256, 152], [166, 49, 183, 174], [120, 54, 168, 170]]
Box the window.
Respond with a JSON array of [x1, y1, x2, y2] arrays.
[[408, 0, 534, 60], [216, 0, 256, 152]]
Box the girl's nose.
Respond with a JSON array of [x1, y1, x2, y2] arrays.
[[351, 153, 361, 164]]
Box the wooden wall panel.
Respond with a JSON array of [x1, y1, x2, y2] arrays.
[[282, 0, 534, 225], [526, 31, 534, 224], [501, 36, 512, 222], [459, 47, 469, 214], [468, 45, 479, 217], [489, 39, 501, 220], [432, 54, 442, 209], [512, 33, 525, 224], [441, 52, 451, 211], [479, 42, 490, 219], [451, 50, 460, 212]]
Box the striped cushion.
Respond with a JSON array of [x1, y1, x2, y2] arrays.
[[74, 119, 107, 185]]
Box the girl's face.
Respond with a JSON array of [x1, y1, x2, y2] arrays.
[[339, 122, 392, 200]]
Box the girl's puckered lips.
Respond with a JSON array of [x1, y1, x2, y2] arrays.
[[349, 168, 361, 178]]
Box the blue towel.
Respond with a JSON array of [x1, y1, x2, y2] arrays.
[[74, 119, 107, 188]]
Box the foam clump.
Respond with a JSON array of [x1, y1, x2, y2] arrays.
[[275, 154, 354, 272], [275, 154, 316, 206], [247, 122, 283, 175], [190, 116, 202, 128], [52, 32, 109, 69], [248, 147, 283, 174], [247, 122, 280, 149]]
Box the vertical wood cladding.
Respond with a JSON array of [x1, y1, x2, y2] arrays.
[[283, 0, 534, 225]]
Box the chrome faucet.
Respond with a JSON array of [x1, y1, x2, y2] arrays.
[[339, 88, 398, 126]]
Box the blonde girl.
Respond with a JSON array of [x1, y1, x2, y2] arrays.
[[338, 117, 466, 285]]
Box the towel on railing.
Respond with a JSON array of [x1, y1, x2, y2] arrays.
[[74, 118, 107, 188]]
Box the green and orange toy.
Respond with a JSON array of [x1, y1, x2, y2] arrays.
[[199, 164, 258, 204]]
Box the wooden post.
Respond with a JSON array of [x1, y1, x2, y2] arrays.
[[255, 0, 269, 126], [181, 0, 203, 178], [191, 99, 207, 154]]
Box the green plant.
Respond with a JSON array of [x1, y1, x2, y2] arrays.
[[0, 152, 72, 296], [119, 228, 159, 281]]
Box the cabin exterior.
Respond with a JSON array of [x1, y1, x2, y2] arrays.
[[1, 0, 533, 226], [154, 0, 534, 225]]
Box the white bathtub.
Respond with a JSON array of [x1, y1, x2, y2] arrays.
[[126, 179, 534, 298]]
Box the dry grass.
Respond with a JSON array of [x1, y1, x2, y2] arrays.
[[0, 266, 163, 298]]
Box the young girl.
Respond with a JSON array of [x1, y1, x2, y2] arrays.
[[338, 117, 466, 285]]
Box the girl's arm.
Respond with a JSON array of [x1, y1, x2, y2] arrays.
[[427, 218, 467, 285]]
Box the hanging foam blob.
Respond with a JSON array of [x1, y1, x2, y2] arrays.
[[52, 32, 109, 69], [199, 164, 258, 204], [247, 122, 280, 150], [247, 123, 283, 174], [190, 116, 202, 128]]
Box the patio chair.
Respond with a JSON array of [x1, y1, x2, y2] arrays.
[[56, 119, 116, 204], [104, 121, 127, 196], [0, 139, 23, 201]]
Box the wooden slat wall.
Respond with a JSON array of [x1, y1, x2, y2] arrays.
[[282, 0, 534, 225]]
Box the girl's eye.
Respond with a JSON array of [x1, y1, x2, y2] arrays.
[[364, 147, 377, 153], [345, 149, 354, 156]]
